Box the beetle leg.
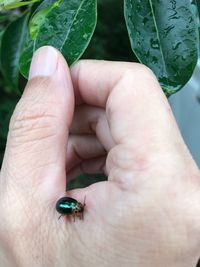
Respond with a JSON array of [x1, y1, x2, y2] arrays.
[[73, 212, 76, 222], [58, 214, 63, 220]]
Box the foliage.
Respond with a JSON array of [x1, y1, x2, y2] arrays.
[[1, 11, 29, 91], [19, 0, 97, 77], [125, 0, 199, 96]]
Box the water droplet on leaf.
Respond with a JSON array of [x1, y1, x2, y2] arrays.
[[150, 39, 159, 49]]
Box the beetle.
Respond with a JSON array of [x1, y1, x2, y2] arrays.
[[56, 196, 86, 221]]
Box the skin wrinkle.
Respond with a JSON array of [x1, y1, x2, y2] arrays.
[[66, 156, 106, 182], [5, 190, 54, 266], [69, 104, 114, 153], [66, 135, 106, 174], [6, 146, 61, 174], [106, 143, 154, 176], [77, 155, 107, 174], [73, 60, 110, 107], [10, 109, 61, 137]]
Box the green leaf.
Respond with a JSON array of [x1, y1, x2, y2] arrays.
[[0, 0, 39, 10], [0, 14, 9, 22], [19, 0, 97, 78], [0, 12, 30, 94], [124, 0, 199, 96]]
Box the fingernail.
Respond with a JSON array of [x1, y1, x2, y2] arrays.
[[28, 46, 58, 80]]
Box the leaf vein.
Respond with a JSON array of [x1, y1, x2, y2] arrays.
[[60, 0, 86, 52]]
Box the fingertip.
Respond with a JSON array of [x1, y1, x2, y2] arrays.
[[28, 46, 59, 80]]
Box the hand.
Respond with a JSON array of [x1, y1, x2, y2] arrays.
[[0, 46, 200, 267]]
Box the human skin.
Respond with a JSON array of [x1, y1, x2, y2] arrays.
[[0, 46, 200, 267]]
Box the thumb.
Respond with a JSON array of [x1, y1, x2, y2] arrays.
[[2, 46, 74, 199]]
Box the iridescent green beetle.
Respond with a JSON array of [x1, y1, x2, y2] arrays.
[[56, 197, 86, 221]]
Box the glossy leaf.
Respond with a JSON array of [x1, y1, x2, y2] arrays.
[[0, 0, 39, 10], [19, 0, 97, 78], [0, 12, 30, 93], [124, 0, 199, 96]]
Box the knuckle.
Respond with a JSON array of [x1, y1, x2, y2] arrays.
[[9, 101, 59, 145], [107, 143, 151, 173], [119, 63, 160, 95], [124, 63, 156, 80], [136, 63, 155, 77]]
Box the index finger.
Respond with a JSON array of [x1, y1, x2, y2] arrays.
[[70, 60, 183, 150]]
